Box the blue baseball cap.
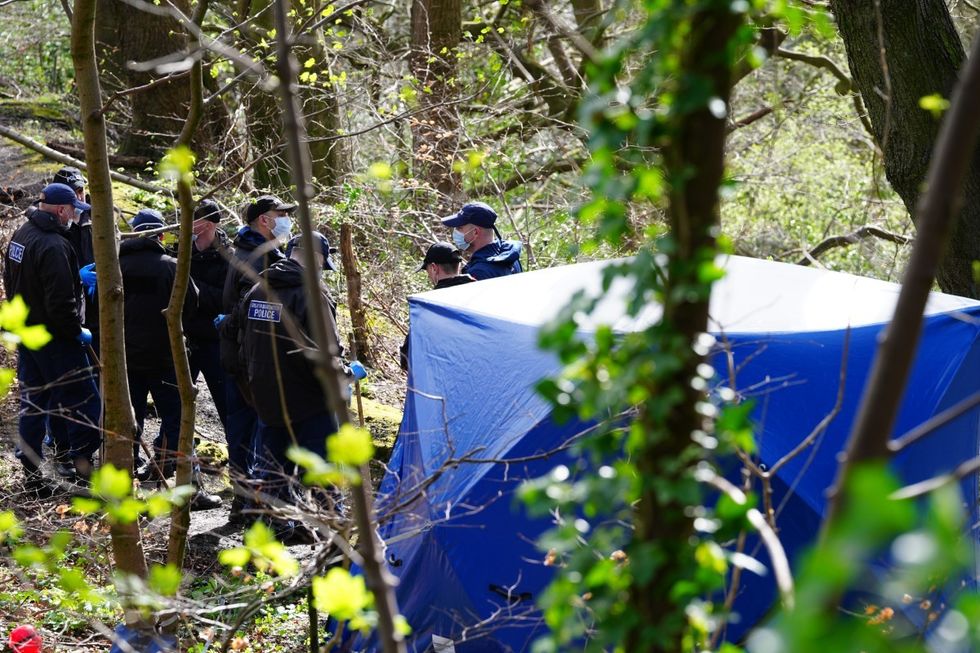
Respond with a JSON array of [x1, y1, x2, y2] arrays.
[[41, 183, 90, 211], [286, 232, 336, 271], [131, 208, 166, 232], [441, 202, 497, 228]]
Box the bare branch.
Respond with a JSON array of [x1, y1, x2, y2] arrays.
[[888, 390, 980, 453], [796, 225, 913, 266]]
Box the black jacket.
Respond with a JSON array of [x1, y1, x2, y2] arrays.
[[178, 230, 230, 343], [399, 274, 475, 371], [26, 202, 93, 266], [220, 226, 285, 374], [119, 237, 199, 372], [3, 209, 84, 340], [221, 226, 285, 314], [237, 258, 341, 427]]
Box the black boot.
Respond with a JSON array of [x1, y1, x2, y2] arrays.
[[23, 465, 55, 499], [189, 466, 222, 511]]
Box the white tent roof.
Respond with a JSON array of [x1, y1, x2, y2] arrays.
[[412, 255, 980, 334]]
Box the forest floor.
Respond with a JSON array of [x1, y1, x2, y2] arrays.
[[0, 121, 407, 651]]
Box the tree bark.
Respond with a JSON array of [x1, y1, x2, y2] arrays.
[[72, 0, 149, 600], [626, 7, 743, 650], [823, 15, 980, 536], [340, 223, 371, 366], [166, 0, 208, 577], [831, 0, 980, 298], [410, 0, 462, 215]]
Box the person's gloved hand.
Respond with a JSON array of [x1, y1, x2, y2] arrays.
[[349, 360, 367, 381], [213, 314, 226, 329], [77, 328, 93, 346], [79, 263, 97, 298]]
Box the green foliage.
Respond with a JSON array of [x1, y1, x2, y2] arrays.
[[72, 464, 195, 524], [218, 521, 300, 577]]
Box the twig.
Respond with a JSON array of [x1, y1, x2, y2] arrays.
[[891, 454, 980, 500], [695, 466, 795, 610], [888, 390, 980, 453]]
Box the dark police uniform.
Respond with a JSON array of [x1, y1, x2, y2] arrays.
[[462, 240, 523, 280], [182, 228, 231, 427], [219, 225, 286, 500], [3, 207, 101, 474], [237, 256, 341, 477], [119, 232, 199, 468]]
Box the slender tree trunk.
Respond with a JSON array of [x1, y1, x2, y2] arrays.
[[626, 7, 742, 650], [166, 0, 209, 575], [410, 0, 462, 215], [72, 0, 149, 601], [831, 0, 980, 298], [340, 223, 371, 365], [274, 3, 405, 650]]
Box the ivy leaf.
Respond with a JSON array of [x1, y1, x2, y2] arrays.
[[327, 424, 374, 466]]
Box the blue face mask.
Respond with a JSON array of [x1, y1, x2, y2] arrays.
[[272, 216, 293, 239], [452, 227, 472, 251]]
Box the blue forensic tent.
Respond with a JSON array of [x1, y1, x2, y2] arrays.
[[352, 256, 980, 653]]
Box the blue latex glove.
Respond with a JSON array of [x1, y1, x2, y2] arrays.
[[79, 263, 97, 298], [77, 327, 93, 346], [349, 360, 367, 380], [213, 314, 226, 329]]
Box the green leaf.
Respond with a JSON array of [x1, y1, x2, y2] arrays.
[[159, 145, 197, 183], [0, 510, 22, 543], [312, 567, 375, 619], [0, 368, 15, 396], [218, 547, 251, 568], [72, 497, 103, 515], [919, 93, 950, 119], [0, 295, 29, 331], [367, 162, 392, 180], [92, 464, 132, 501], [16, 324, 51, 350], [149, 563, 182, 596], [327, 423, 374, 466]]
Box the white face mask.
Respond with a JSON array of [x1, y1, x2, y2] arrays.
[[272, 216, 293, 239], [452, 227, 473, 251]]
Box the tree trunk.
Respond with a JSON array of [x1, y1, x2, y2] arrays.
[[96, 0, 192, 158], [410, 0, 462, 216], [340, 223, 371, 366], [626, 7, 743, 650], [166, 0, 208, 577], [831, 0, 980, 298], [72, 0, 149, 599]]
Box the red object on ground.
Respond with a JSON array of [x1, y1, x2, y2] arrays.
[[8, 625, 42, 653]]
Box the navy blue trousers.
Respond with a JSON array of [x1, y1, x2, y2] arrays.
[[17, 339, 101, 469], [189, 338, 227, 429], [224, 376, 258, 484], [128, 367, 181, 457], [255, 411, 337, 497]]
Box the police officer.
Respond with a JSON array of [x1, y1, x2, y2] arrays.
[[400, 242, 475, 371], [237, 232, 341, 539], [120, 209, 221, 510], [3, 183, 101, 491], [218, 194, 294, 521], [441, 202, 523, 280], [183, 199, 230, 429]]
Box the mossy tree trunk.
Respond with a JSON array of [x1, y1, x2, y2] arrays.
[[832, 0, 980, 298]]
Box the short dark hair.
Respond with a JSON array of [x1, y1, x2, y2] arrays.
[[436, 261, 461, 275]]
